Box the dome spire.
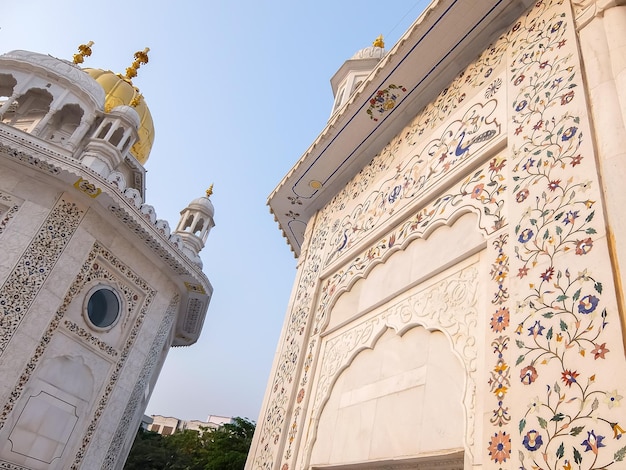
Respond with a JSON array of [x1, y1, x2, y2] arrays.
[[124, 47, 150, 83], [83, 45, 155, 164], [373, 35, 385, 48], [206, 184, 214, 198], [72, 41, 94, 64]]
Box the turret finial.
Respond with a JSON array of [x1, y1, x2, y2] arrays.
[[373, 35, 385, 48], [206, 184, 214, 198], [129, 93, 144, 107], [73, 41, 94, 64], [124, 47, 150, 82]]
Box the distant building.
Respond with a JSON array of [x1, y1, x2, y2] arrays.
[[248, 0, 626, 469], [148, 414, 232, 435], [140, 415, 153, 431], [0, 45, 214, 469]]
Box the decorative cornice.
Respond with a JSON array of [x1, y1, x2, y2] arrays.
[[0, 124, 210, 292]]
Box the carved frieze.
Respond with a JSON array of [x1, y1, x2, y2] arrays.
[[0, 197, 84, 357]]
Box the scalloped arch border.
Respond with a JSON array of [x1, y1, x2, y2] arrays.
[[301, 263, 480, 469], [317, 207, 486, 334]]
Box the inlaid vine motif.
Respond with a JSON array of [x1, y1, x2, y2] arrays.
[[251, 212, 332, 470], [321, 153, 506, 321], [487, 233, 514, 467], [506, 1, 626, 469], [0, 197, 84, 357], [328, 42, 510, 232], [326, 94, 504, 267], [405, 32, 509, 143]]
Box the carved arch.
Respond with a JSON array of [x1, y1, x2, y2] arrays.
[[0, 73, 16, 99], [316, 208, 486, 334], [45, 103, 84, 145], [300, 264, 480, 469], [2, 87, 53, 132]]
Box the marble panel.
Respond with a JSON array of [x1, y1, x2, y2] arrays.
[[312, 327, 464, 467], [329, 212, 484, 332]]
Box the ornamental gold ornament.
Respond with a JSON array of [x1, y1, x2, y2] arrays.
[[72, 41, 94, 64], [124, 47, 150, 81]]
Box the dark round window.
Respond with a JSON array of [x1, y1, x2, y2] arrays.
[[86, 287, 120, 328]]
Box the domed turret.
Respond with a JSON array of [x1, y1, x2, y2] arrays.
[[0, 44, 153, 196], [173, 185, 216, 267], [330, 35, 386, 117], [0, 48, 104, 148], [84, 48, 154, 164]]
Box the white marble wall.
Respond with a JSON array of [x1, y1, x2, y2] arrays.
[[0, 166, 179, 469], [249, 2, 626, 470]]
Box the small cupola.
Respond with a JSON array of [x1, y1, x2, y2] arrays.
[[81, 47, 153, 177], [329, 35, 386, 118], [173, 185, 216, 267]]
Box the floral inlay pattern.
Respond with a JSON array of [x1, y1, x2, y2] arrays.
[[366, 84, 406, 121], [0, 140, 61, 176], [487, 234, 513, 465], [505, 1, 626, 469], [405, 34, 509, 141], [0, 197, 84, 357], [325, 33, 510, 249], [251, 2, 626, 470], [326, 96, 503, 267], [63, 319, 118, 357]]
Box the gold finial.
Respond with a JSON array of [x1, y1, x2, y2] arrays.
[[373, 35, 385, 48], [73, 41, 94, 64], [129, 92, 143, 107], [124, 47, 150, 82], [206, 184, 214, 198]]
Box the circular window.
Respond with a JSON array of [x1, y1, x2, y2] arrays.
[[85, 287, 121, 329]]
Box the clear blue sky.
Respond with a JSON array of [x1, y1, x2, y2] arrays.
[[2, 0, 429, 422]]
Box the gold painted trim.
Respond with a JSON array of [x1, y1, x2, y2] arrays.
[[184, 281, 206, 295], [74, 177, 102, 198]]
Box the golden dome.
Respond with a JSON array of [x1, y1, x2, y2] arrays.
[[84, 68, 154, 164]]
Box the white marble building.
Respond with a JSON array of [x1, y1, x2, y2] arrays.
[[0, 46, 214, 469], [247, 1, 626, 469], [148, 414, 232, 435]]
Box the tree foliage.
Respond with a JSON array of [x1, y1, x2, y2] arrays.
[[124, 417, 255, 470]]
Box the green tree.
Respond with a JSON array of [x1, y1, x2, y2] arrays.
[[123, 428, 170, 470], [124, 417, 255, 470], [199, 417, 256, 470]]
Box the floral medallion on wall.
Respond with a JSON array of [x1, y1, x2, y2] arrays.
[[366, 84, 406, 121]]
